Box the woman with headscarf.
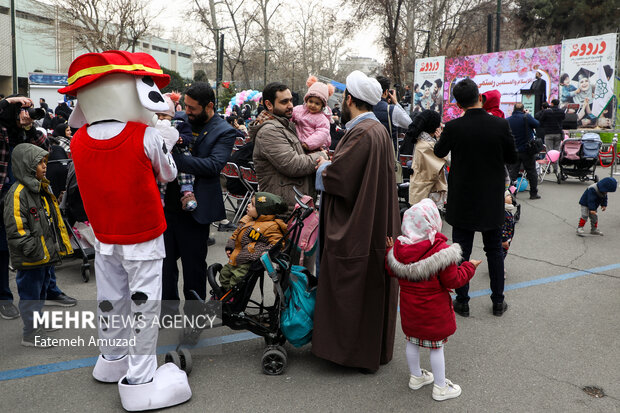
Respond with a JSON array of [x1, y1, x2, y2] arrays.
[[405, 110, 448, 209], [52, 122, 72, 153]]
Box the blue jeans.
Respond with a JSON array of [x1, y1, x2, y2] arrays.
[[46, 266, 64, 298], [452, 226, 504, 305], [16, 266, 53, 336]]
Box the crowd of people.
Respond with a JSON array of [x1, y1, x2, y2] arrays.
[[0, 50, 616, 409]]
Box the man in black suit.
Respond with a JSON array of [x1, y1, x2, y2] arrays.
[[434, 78, 517, 317], [162, 82, 236, 320], [530, 70, 547, 110]]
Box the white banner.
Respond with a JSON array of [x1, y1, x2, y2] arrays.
[[413, 56, 445, 116], [561, 33, 617, 129]]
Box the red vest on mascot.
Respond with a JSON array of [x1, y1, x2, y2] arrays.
[[71, 121, 167, 244]]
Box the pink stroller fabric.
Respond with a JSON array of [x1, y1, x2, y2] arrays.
[[562, 141, 581, 160], [288, 195, 319, 262]]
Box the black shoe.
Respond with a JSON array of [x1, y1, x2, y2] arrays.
[[207, 237, 216, 247], [492, 301, 508, 316], [453, 300, 469, 317], [21, 329, 55, 348], [44, 293, 77, 307], [0, 302, 20, 319], [529, 194, 541, 199], [218, 222, 236, 232]]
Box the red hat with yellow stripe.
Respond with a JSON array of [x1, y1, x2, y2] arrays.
[[58, 50, 170, 96]]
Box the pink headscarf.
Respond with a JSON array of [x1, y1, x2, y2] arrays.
[[398, 198, 442, 245]]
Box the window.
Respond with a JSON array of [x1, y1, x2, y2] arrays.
[[142, 43, 150, 48], [152, 45, 169, 53], [178, 52, 191, 59], [16, 10, 53, 24]]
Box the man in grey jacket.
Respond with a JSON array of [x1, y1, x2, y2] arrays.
[[250, 82, 327, 214]]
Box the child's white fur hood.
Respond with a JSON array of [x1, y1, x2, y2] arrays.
[[387, 243, 463, 282]]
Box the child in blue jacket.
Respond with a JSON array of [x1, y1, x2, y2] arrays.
[[577, 177, 617, 236]]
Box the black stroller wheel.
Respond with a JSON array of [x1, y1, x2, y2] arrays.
[[594, 175, 599, 183], [165, 351, 181, 368], [81, 265, 90, 283], [261, 345, 287, 375], [178, 348, 193, 375]]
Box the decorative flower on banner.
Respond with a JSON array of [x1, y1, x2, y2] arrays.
[[442, 103, 462, 122]]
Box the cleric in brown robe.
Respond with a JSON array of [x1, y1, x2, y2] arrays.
[[312, 70, 401, 373]]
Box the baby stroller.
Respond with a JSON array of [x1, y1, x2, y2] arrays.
[[166, 188, 317, 376], [58, 161, 95, 282], [535, 146, 561, 184], [557, 133, 601, 184]]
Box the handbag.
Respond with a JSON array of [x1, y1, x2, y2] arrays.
[[524, 115, 543, 156], [387, 104, 403, 184], [527, 138, 544, 156]]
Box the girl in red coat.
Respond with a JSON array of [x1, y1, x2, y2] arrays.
[[386, 199, 480, 401]]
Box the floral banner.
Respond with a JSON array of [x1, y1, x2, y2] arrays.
[[443, 45, 561, 122]]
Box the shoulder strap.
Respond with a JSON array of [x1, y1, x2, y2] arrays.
[[387, 105, 397, 159], [523, 114, 533, 141]]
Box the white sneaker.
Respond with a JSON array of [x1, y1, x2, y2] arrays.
[[408, 369, 434, 390], [590, 228, 604, 236], [432, 378, 462, 401], [576, 227, 585, 236]]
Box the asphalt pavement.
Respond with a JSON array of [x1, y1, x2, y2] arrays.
[[1, 173, 619, 412]]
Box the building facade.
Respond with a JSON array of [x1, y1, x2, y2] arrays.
[[0, 0, 193, 96]]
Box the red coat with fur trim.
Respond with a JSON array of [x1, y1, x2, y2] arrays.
[[386, 233, 476, 341]]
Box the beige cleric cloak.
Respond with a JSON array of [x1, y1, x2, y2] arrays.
[[312, 117, 400, 372]]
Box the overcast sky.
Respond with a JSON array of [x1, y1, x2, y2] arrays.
[[151, 0, 384, 62]]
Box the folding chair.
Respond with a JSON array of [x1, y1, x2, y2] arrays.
[[234, 136, 246, 148], [239, 165, 259, 198], [221, 162, 252, 224]]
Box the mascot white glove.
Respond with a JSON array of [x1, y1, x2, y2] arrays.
[[155, 118, 180, 153]]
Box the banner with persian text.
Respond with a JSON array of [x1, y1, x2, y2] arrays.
[[560, 33, 617, 129], [413, 56, 445, 116], [443, 45, 561, 121]]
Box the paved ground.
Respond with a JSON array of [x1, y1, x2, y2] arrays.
[[1, 173, 620, 412]]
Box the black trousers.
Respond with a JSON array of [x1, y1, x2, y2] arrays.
[[162, 211, 210, 316], [452, 226, 505, 305], [509, 151, 538, 195]]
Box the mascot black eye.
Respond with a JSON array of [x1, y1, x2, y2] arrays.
[[148, 91, 164, 103], [142, 76, 155, 87]]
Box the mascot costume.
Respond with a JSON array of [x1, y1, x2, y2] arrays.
[[58, 50, 191, 411]]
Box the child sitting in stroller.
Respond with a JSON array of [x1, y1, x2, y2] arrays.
[[221, 192, 288, 290]]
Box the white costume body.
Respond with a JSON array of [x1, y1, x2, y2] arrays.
[[89, 122, 176, 384], [70, 73, 191, 411]]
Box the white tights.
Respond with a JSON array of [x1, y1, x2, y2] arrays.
[[405, 341, 446, 387]]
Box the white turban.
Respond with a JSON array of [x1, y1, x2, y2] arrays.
[[345, 70, 382, 106]]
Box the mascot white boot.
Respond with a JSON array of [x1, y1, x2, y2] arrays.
[[59, 51, 191, 411]]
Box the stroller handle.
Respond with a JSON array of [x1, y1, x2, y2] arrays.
[[293, 186, 310, 210]]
